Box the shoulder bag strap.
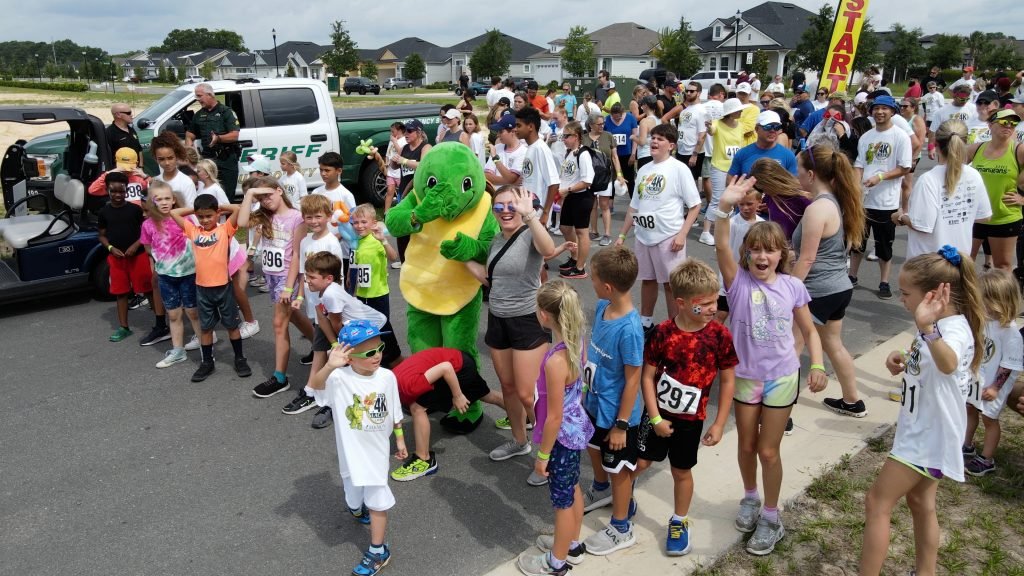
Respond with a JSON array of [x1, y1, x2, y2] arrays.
[[486, 225, 530, 286]]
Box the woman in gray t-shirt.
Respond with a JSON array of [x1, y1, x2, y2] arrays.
[[468, 187, 557, 468]]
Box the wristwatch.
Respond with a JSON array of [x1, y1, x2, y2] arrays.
[[492, 156, 501, 162], [614, 419, 629, 431]]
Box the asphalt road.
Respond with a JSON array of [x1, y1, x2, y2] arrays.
[[0, 163, 928, 576]]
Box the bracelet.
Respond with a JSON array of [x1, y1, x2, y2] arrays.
[[618, 233, 626, 240], [809, 363, 826, 373], [294, 296, 304, 302], [331, 342, 340, 349], [877, 173, 886, 181], [521, 211, 535, 223], [282, 287, 294, 293], [649, 415, 663, 426], [616, 171, 624, 177], [537, 451, 550, 461], [107, 244, 113, 252], [394, 428, 404, 437]]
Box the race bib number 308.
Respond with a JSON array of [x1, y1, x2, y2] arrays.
[[632, 213, 656, 229], [656, 372, 701, 416]]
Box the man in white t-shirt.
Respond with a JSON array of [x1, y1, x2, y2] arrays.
[[948, 67, 977, 100], [766, 75, 786, 96], [662, 81, 707, 184], [749, 73, 762, 94], [615, 123, 701, 330], [928, 85, 977, 159], [899, 162, 992, 259], [484, 114, 526, 186], [486, 76, 514, 108], [700, 84, 727, 211], [515, 107, 560, 225], [850, 95, 912, 300]]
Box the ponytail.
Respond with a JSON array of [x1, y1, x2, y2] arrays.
[[536, 280, 586, 383], [800, 145, 865, 247], [935, 119, 968, 197]]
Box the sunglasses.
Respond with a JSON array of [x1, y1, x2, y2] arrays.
[[118, 111, 133, 116], [817, 92, 827, 96], [349, 343, 386, 358], [685, 89, 698, 93], [900, 104, 912, 109], [759, 100, 771, 106], [993, 118, 1020, 128], [759, 123, 783, 132], [492, 202, 517, 213]]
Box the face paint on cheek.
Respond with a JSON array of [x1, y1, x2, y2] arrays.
[[692, 306, 702, 315]]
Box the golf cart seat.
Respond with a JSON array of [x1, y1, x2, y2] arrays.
[[1, 173, 82, 249]]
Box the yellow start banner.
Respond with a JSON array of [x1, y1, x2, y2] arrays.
[[819, 0, 870, 94]]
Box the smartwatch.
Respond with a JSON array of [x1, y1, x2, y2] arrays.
[[920, 323, 942, 343], [614, 419, 629, 431]]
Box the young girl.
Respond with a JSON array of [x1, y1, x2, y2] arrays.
[[239, 175, 315, 399], [459, 115, 486, 167], [139, 181, 202, 368], [518, 280, 594, 576], [963, 268, 1022, 476], [196, 159, 229, 205], [278, 151, 308, 207], [861, 246, 983, 576], [714, 175, 827, 556]]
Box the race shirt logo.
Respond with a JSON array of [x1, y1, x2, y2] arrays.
[[522, 158, 534, 178], [865, 142, 892, 164], [192, 231, 220, 248], [636, 173, 666, 199]]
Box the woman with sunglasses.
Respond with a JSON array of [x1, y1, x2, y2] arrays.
[[812, 89, 829, 111], [968, 109, 1024, 272]]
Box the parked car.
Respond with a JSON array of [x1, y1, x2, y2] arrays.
[[184, 75, 205, 84], [638, 68, 668, 87], [0, 107, 112, 304], [454, 81, 490, 97], [507, 77, 535, 91], [343, 77, 381, 95], [682, 71, 740, 98], [23, 78, 438, 207], [384, 78, 413, 90]]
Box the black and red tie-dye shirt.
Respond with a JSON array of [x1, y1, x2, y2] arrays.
[[644, 319, 739, 422]]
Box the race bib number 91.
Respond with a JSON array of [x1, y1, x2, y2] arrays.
[[656, 372, 701, 416]]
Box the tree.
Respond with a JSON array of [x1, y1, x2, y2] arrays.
[[883, 24, 924, 82], [167, 66, 177, 84], [469, 29, 512, 79], [793, 4, 835, 73], [322, 20, 360, 94], [560, 26, 595, 78], [928, 34, 964, 69], [286, 62, 296, 77], [750, 50, 770, 80], [651, 17, 703, 79], [404, 53, 426, 92], [133, 66, 144, 82], [157, 63, 168, 83], [177, 66, 186, 82], [150, 29, 245, 53], [360, 60, 378, 81], [44, 62, 60, 80], [201, 61, 215, 80], [975, 33, 1023, 71], [853, 20, 881, 70], [965, 31, 990, 67]]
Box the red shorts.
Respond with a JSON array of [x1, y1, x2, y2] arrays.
[[108, 252, 153, 295]]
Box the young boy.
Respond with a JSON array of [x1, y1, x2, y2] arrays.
[[312, 152, 357, 290], [281, 195, 345, 417], [615, 124, 702, 335], [389, 347, 504, 481], [635, 259, 737, 556], [716, 189, 763, 323], [170, 194, 252, 382], [98, 171, 152, 342], [350, 203, 403, 367], [309, 319, 406, 576], [301, 251, 388, 431], [580, 246, 645, 557]]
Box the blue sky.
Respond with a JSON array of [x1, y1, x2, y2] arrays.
[[3, 0, 1019, 54]]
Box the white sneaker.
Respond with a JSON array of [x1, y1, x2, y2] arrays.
[[239, 320, 260, 339], [549, 227, 563, 236], [390, 261, 402, 269], [866, 250, 879, 261], [698, 231, 715, 246], [155, 348, 187, 368], [184, 332, 218, 351]]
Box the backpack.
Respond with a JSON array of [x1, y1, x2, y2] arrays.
[[576, 145, 610, 193]]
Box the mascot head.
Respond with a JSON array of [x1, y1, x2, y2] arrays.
[[412, 142, 487, 221]]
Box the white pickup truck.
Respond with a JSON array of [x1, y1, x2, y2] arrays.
[[25, 78, 441, 205]]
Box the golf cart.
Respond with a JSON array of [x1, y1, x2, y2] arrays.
[[0, 107, 114, 304]]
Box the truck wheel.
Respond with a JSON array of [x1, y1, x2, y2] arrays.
[[344, 90, 351, 95], [358, 161, 387, 208], [90, 257, 114, 301], [454, 88, 462, 96]]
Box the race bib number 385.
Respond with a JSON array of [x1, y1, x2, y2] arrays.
[[656, 372, 701, 416]]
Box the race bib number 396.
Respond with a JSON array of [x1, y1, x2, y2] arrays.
[[261, 246, 285, 274], [656, 372, 701, 416]]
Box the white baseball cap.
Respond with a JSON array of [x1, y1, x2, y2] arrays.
[[757, 110, 782, 126], [242, 154, 274, 174], [736, 82, 752, 94], [443, 108, 462, 120]]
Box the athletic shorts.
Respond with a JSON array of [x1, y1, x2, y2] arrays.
[[808, 289, 853, 325], [973, 220, 1023, 240], [108, 252, 152, 296], [547, 441, 581, 510], [386, 175, 401, 189], [856, 208, 897, 261], [636, 236, 687, 284], [416, 351, 492, 413], [889, 454, 943, 480], [586, 411, 639, 473], [265, 274, 297, 303], [734, 370, 800, 408], [717, 294, 729, 313], [313, 326, 332, 352], [559, 191, 595, 229], [636, 413, 703, 470], [157, 273, 197, 310], [196, 283, 241, 331], [485, 311, 550, 350], [341, 476, 396, 512]]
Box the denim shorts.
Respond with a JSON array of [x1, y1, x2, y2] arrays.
[[547, 441, 581, 510], [157, 273, 197, 310]]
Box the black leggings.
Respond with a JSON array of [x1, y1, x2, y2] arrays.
[[618, 154, 636, 198]]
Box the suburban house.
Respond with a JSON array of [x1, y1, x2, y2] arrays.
[[256, 41, 331, 79], [120, 49, 228, 81], [363, 33, 544, 85], [692, 1, 816, 78], [528, 22, 661, 85], [446, 32, 544, 82]]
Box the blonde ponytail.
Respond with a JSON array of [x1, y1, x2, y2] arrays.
[[536, 280, 586, 382]]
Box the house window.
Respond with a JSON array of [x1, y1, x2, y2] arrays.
[[721, 56, 729, 71], [748, 34, 751, 41], [523, 64, 531, 73], [714, 26, 722, 39], [710, 57, 717, 71]]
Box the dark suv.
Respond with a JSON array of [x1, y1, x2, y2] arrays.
[[343, 77, 381, 95]]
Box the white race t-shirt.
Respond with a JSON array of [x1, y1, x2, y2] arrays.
[[312, 184, 357, 257], [384, 136, 407, 179], [891, 314, 974, 482], [318, 282, 386, 328], [484, 142, 527, 179], [675, 103, 708, 156], [312, 366, 402, 486], [906, 164, 992, 259], [197, 181, 230, 206], [559, 147, 595, 192], [702, 99, 724, 156], [299, 233, 344, 316], [521, 138, 561, 208], [967, 319, 1023, 416], [279, 171, 308, 207], [766, 82, 785, 95], [629, 157, 702, 245], [855, 126, 912, 210], [487, 87, 514, 108], [929, 103, 977, 133], [966, 117, 992, 144], [869, 113, 915, 138], [155, 171, 197, 208]]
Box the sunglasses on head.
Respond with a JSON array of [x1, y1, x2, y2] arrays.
[[349, 342, 386, 358], [759, 123, 783, 132], [492, 202, 517, 213]]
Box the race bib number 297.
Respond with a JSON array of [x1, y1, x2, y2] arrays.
[[656, 372, 701, 415]]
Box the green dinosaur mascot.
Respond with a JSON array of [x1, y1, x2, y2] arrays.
[[385, 142, 498, 433]]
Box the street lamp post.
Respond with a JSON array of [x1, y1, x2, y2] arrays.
[[34, 54, 40, 82], [272, 29, 280, 78], [734, 10, 741, 78]]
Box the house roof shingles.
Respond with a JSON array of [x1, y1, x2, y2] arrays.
[[693, 1, 816, 52], [447, 32, 545, 62]]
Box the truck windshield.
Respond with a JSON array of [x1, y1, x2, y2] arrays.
[[134, 89, 192, 128]]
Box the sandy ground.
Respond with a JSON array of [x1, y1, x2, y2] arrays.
[[0, 92, 115, 149]]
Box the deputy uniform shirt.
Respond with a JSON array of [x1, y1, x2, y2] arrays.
[[312, 366, 402, 487], [191, 102, 240, 159], [629, 157, 701, 246], [967, 319, 1023, 414], [906, 164, 991, 259], [855, 126, 912, 210], [891, 315, 974, 482], [299, 232, 344, 316], [521, 139, 560, 209], [675, 103, 707, 156], [929, 103, 977, 134]]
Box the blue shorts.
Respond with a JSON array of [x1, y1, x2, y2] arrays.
[[157, 273, 197, 310], [547, 441, 581, 510]]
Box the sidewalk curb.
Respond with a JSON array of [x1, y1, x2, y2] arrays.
[[483, 330, 914, 576]]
